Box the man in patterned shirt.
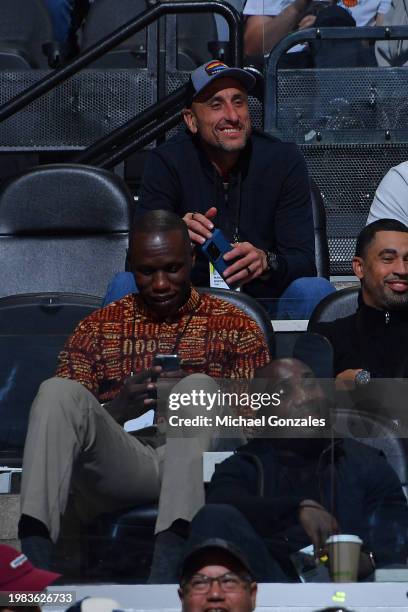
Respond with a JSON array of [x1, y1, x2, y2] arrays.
[[18, 210, 270, 572]]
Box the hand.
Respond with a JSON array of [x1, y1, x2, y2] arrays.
[[335, 369, 363, 391], [223, 242, 268, 286], [299, 499, 340, 559], [155, 368, 187, 423], [156, 368, 187, 393], [183, 207, 217, 245], [298, 14, 316, 29], [107, 367, 162, 425]]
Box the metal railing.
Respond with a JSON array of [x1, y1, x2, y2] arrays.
[[264, 25, 408, 135], [0, 0, 243, 129]]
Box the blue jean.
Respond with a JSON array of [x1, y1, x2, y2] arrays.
[[45, 0, 74, 42], [264, 277, 336, 320], [102, 272, 335, 319]]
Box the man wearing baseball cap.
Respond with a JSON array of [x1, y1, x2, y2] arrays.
[[178, 537, 257, 612], [106, 59, 334, 318]]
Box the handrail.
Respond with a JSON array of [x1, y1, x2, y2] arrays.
[[265, 25, 408, 133], [74, 85, 188, 164], [0, 0, 242, 126], [100, 110, 184, 169]]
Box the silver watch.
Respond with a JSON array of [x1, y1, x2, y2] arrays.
[[355, 370, 371, 387]]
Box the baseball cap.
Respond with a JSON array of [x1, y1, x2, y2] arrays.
[[0, 544, 61, 591], [186, 60, 256, 106], [180, 537, 255, 582]]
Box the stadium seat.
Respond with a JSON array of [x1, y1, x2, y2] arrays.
[[0, 163, 132, 298], [333, 408, 408, 498], [308, 286, 359, 328], [81, 0, 218, 70], [0, 292, 101, 466], [311, 179, 330, 279], [0, 0, 55, 68]]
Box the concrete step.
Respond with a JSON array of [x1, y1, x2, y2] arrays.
[[0, 494, 20, 548]]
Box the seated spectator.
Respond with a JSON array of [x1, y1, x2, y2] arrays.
[[312, 218, 408, 384], [18, 210, 270, 572], [368, 162, 408, 226], [105, 60, 334, 318], [178, 538, 258, 612], [243, 0, 390, 60], [204, 358, 408, 581]]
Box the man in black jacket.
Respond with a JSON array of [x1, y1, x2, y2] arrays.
[[105, 61, 334, 318], [203, 358, 408, 581], [311, 218, 408, 384]]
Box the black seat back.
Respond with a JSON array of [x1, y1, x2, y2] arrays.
[[0, 163, 132, 298], [0, 292, 101, 466], [334, 409, 408, 495], [308, 286, 359, 329], [0, 0, 54, 68], [311, 179, 330, 279]]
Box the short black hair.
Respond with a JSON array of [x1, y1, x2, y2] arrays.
[[355, 218, 408, 258], [130, 209, 191, 251]]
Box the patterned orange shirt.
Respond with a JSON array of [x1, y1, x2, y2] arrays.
[[56, 288, 271, 403]]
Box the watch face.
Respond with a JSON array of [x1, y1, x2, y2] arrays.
[[265, 251, 277, 271], [355, 370, 371, 386]]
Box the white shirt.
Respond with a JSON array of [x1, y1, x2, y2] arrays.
[[367, 161, 408, 225]]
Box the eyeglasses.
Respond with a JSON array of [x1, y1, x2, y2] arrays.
[[183, 572, 252, 594]]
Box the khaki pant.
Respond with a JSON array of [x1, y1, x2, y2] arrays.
[[21, 375, 226, 543]]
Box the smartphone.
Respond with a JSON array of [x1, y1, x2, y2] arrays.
[[153, 354, 180, 372], [201, 228, 236, 283]]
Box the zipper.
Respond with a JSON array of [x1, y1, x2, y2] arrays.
[[385, 311, 390, 324]]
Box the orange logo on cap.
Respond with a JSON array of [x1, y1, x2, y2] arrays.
[[342, 0, 358, 7]]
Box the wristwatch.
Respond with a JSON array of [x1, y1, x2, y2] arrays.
[[355, 369, 371, 387], [264, 250, 278, 273], [367, 550, 376, 571]]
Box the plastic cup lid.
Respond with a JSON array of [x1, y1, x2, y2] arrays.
[[326, 534, 363, 545]]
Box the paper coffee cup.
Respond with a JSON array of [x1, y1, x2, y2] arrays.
[[326, 534, 363, 582]]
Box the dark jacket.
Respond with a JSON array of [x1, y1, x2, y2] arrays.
[[207, 438, 408, 568], [312, 301, 408, 377], [138, 130, 316, 299]]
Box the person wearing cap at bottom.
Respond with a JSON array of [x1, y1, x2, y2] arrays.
[[0, 544, 60, 612], [103, 60, 334, 319], [178, 538, 257, 612]]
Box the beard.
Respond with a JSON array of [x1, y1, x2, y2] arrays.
[[382, 289, 408, 310], [213, 123, 252, 153]]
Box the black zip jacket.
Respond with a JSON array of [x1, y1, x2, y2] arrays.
[[138, 130, 316, 300], [312, 300, 408, 377], [207, 438, 408, 568]]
